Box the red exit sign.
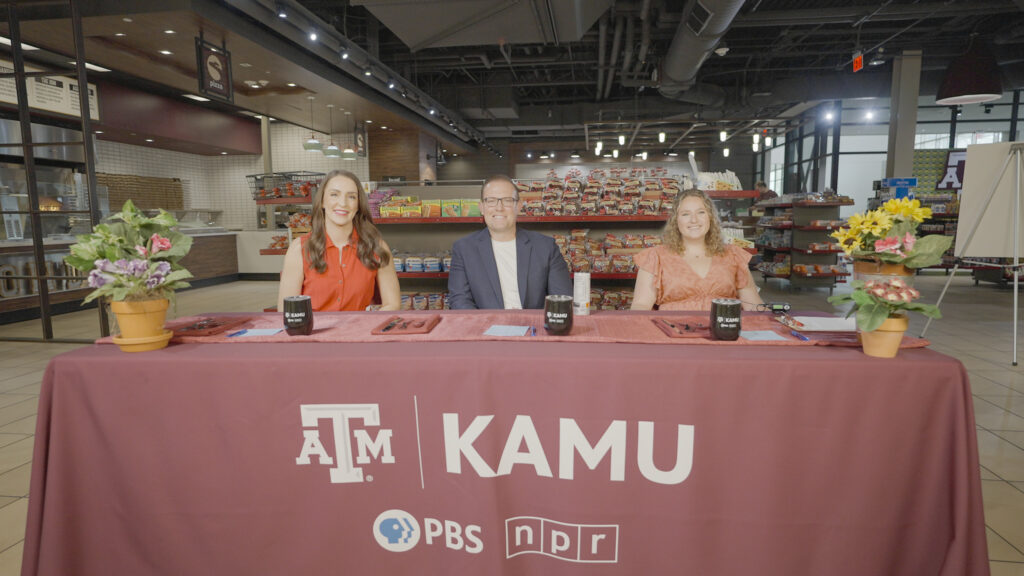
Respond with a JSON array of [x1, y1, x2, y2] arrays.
[[853, 51, 864, 72]]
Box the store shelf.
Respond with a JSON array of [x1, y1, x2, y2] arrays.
[[792, 272, 851, 278], [760, 271, 791, 279], [375, 215, 668, 224], [759, 223, 793, 230], [395, 272, 640, 280], [397, 272, 448, 279], [755, 244, 790, 252], [259, 249, 288, 255], [255, 197, 312, 205], [755, 202, 793, 209], [793, 200, 856, 207], [705, 190, 760, 199], [795, 225, 841, 231], [799, 249, 844, 254]]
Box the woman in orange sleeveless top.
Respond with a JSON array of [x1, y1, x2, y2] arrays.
[[277, 170, 400, 311], [631, 189, 764, 311]]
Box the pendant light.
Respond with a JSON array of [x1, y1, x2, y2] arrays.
[[935, 39, 1003, 105], [341, 113, 357, 160], [323, 104, 340, 157], [302, 96, 322, 152]]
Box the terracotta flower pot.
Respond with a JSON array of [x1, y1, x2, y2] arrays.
[[860, 314, 908, 358], [853, 259, 915, 286], [109, 299, 172, 352]]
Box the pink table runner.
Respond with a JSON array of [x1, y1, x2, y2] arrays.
[[101, 310, 930, 348]]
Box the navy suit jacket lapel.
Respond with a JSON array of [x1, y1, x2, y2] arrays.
[[516, 231, 531, 308], [476, 231, 503, 307]]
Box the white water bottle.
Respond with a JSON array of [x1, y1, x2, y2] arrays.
[[573, 272, 591, 316]]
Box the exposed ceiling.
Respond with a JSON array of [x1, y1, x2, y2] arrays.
[[297, 0, 1024, 150]]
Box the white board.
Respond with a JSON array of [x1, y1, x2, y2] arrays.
[[955, 141, 1024, 258]]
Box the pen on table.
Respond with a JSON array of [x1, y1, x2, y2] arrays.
[[530, 326, 537, 337], [790, 329, 809, 341], [228, 329, 248, 338]]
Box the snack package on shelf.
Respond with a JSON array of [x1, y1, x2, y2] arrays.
[[421, 199, 441, 218], [441, 199, 462, 217], [461, 199, 481, 217]]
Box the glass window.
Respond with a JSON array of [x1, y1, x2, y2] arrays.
[[915, 133, 951, 149], [954, 131, 1004, 147]]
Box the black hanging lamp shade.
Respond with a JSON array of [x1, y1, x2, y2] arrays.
[[935, 42, 1003, 105]]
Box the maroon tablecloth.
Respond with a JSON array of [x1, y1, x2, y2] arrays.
[[23, 326, 987, 575]]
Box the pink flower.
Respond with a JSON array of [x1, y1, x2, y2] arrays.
[[135, 245, 148, 257], [883, 292, 902, 303], [149, 234, 172, 254], [903, 233, 916, 252], [869, 286, 887, 298], [874, 236, 902, 253], [888, 278, 907, 290]]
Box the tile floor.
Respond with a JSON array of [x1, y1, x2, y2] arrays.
[[0, 275, 1023, 575]]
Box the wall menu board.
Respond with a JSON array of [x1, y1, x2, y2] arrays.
[[0, 59, 100, 121]]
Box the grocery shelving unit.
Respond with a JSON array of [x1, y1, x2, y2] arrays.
[[755, 197, 853, 293]]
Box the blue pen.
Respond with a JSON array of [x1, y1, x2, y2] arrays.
[[228, 329, 248, 338], [790, 329, 809, 341], [530, 326, 537, 337]]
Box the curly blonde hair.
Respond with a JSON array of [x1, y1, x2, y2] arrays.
[[662, 188, 726, 256]]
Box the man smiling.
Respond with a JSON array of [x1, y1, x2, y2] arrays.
[[448, 174, 572, 309]]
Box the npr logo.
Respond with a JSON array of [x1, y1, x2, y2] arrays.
[[505, 516, 618, 563], [295, 404, 395, 483]]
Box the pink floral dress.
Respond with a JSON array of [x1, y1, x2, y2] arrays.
[[633, 244, 752, 310]]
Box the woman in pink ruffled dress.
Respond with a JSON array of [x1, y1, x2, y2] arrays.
[[631, 189, 764, 311]]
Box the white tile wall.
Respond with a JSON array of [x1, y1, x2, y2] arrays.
[[93, 122, 370, 231]]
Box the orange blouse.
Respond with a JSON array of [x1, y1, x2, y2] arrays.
[[301, 229, 377, 312], [633, 244, 752, 311]]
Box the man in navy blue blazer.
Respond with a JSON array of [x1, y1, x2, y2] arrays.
[[448, 175, 572, 309]]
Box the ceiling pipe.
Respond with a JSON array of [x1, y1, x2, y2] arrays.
[[604, 16, 624, 100], [620, 16, 635, 79], [634, 0, 652, 75], [596, 14, 608, 102], [659, 0, 745, 104]]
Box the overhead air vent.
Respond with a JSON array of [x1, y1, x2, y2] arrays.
[[686, 1, 713, 36]]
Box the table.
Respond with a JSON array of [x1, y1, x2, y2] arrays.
[[22, 313, 989, 575]]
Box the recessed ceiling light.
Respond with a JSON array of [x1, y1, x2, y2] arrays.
[[239, 62, 252, 68], [122, 17, 132, 22], [94, 131, 103, 134], [145, 138, 154, 143], [253, 114, 262, 119], [286, 82, 296, 87], [381, 126, 387, 130], [114, 33, 126, 37], [309, 31, 318, 41], [159, 50, 173, 55], [164, 30, 175, 34], [183, 94, 210, 102], [221, 151, 228, 155], [344, 111, 352, 115], [268, 117, 276, 122], [67, 61, 111, 72], [365, 119, 372, 123]]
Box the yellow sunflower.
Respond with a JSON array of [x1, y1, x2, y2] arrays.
[[860, 209, 893, 237], [883, 198, 932, 223]]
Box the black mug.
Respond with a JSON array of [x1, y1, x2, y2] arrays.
[[544, 294, 574, 335], [283, 295, 314, 336], [710, 298, 741, 341]]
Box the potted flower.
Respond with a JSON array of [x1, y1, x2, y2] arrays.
[[830, 197, 953, 279], [64, 200, 193, 352], [827, 277, 942, 357]]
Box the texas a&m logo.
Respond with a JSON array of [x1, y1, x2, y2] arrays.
[[295, 404, 395, 483]]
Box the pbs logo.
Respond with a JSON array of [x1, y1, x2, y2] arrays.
[[373, 509, 420, 552]]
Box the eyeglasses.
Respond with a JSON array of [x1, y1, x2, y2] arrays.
[[482, 197, 518, 208]]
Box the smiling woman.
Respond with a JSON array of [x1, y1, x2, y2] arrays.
[[277, 169, 400, 311], [631, 189, 764, 312]]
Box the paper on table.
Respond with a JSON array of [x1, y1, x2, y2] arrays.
[[484, 325, 531, 337], [791, 316, 857, 332], [227, 328, 284, 337], [740, 330, 789, 342]]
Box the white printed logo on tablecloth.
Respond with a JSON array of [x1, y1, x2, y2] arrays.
[[505, 516, 619, 563], [295, 404, 395, 483]]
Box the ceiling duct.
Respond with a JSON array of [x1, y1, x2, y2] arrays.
[[659, 0, 744, 105]]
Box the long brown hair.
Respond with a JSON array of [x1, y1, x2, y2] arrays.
[[663, 188, 726, 256], [306, 170, 391, 274]]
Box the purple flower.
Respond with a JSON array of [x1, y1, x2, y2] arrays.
[[127, 259, 149, 277], [145, 274, 165, 289], [113, 259, 131, 274], [153, 261, 171, 276], [95, 259, 118, 274], [87, 269, 113, 288]]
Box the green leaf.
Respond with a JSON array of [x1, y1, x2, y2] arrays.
[[902, 234, 954, 269], [855, 301, 890, 332]]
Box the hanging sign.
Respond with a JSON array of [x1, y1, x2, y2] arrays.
[[853, 51, 864, 73], [196, 38, 232, 102], [356, 122, 368, 158], [0, 59, 99, 120]]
